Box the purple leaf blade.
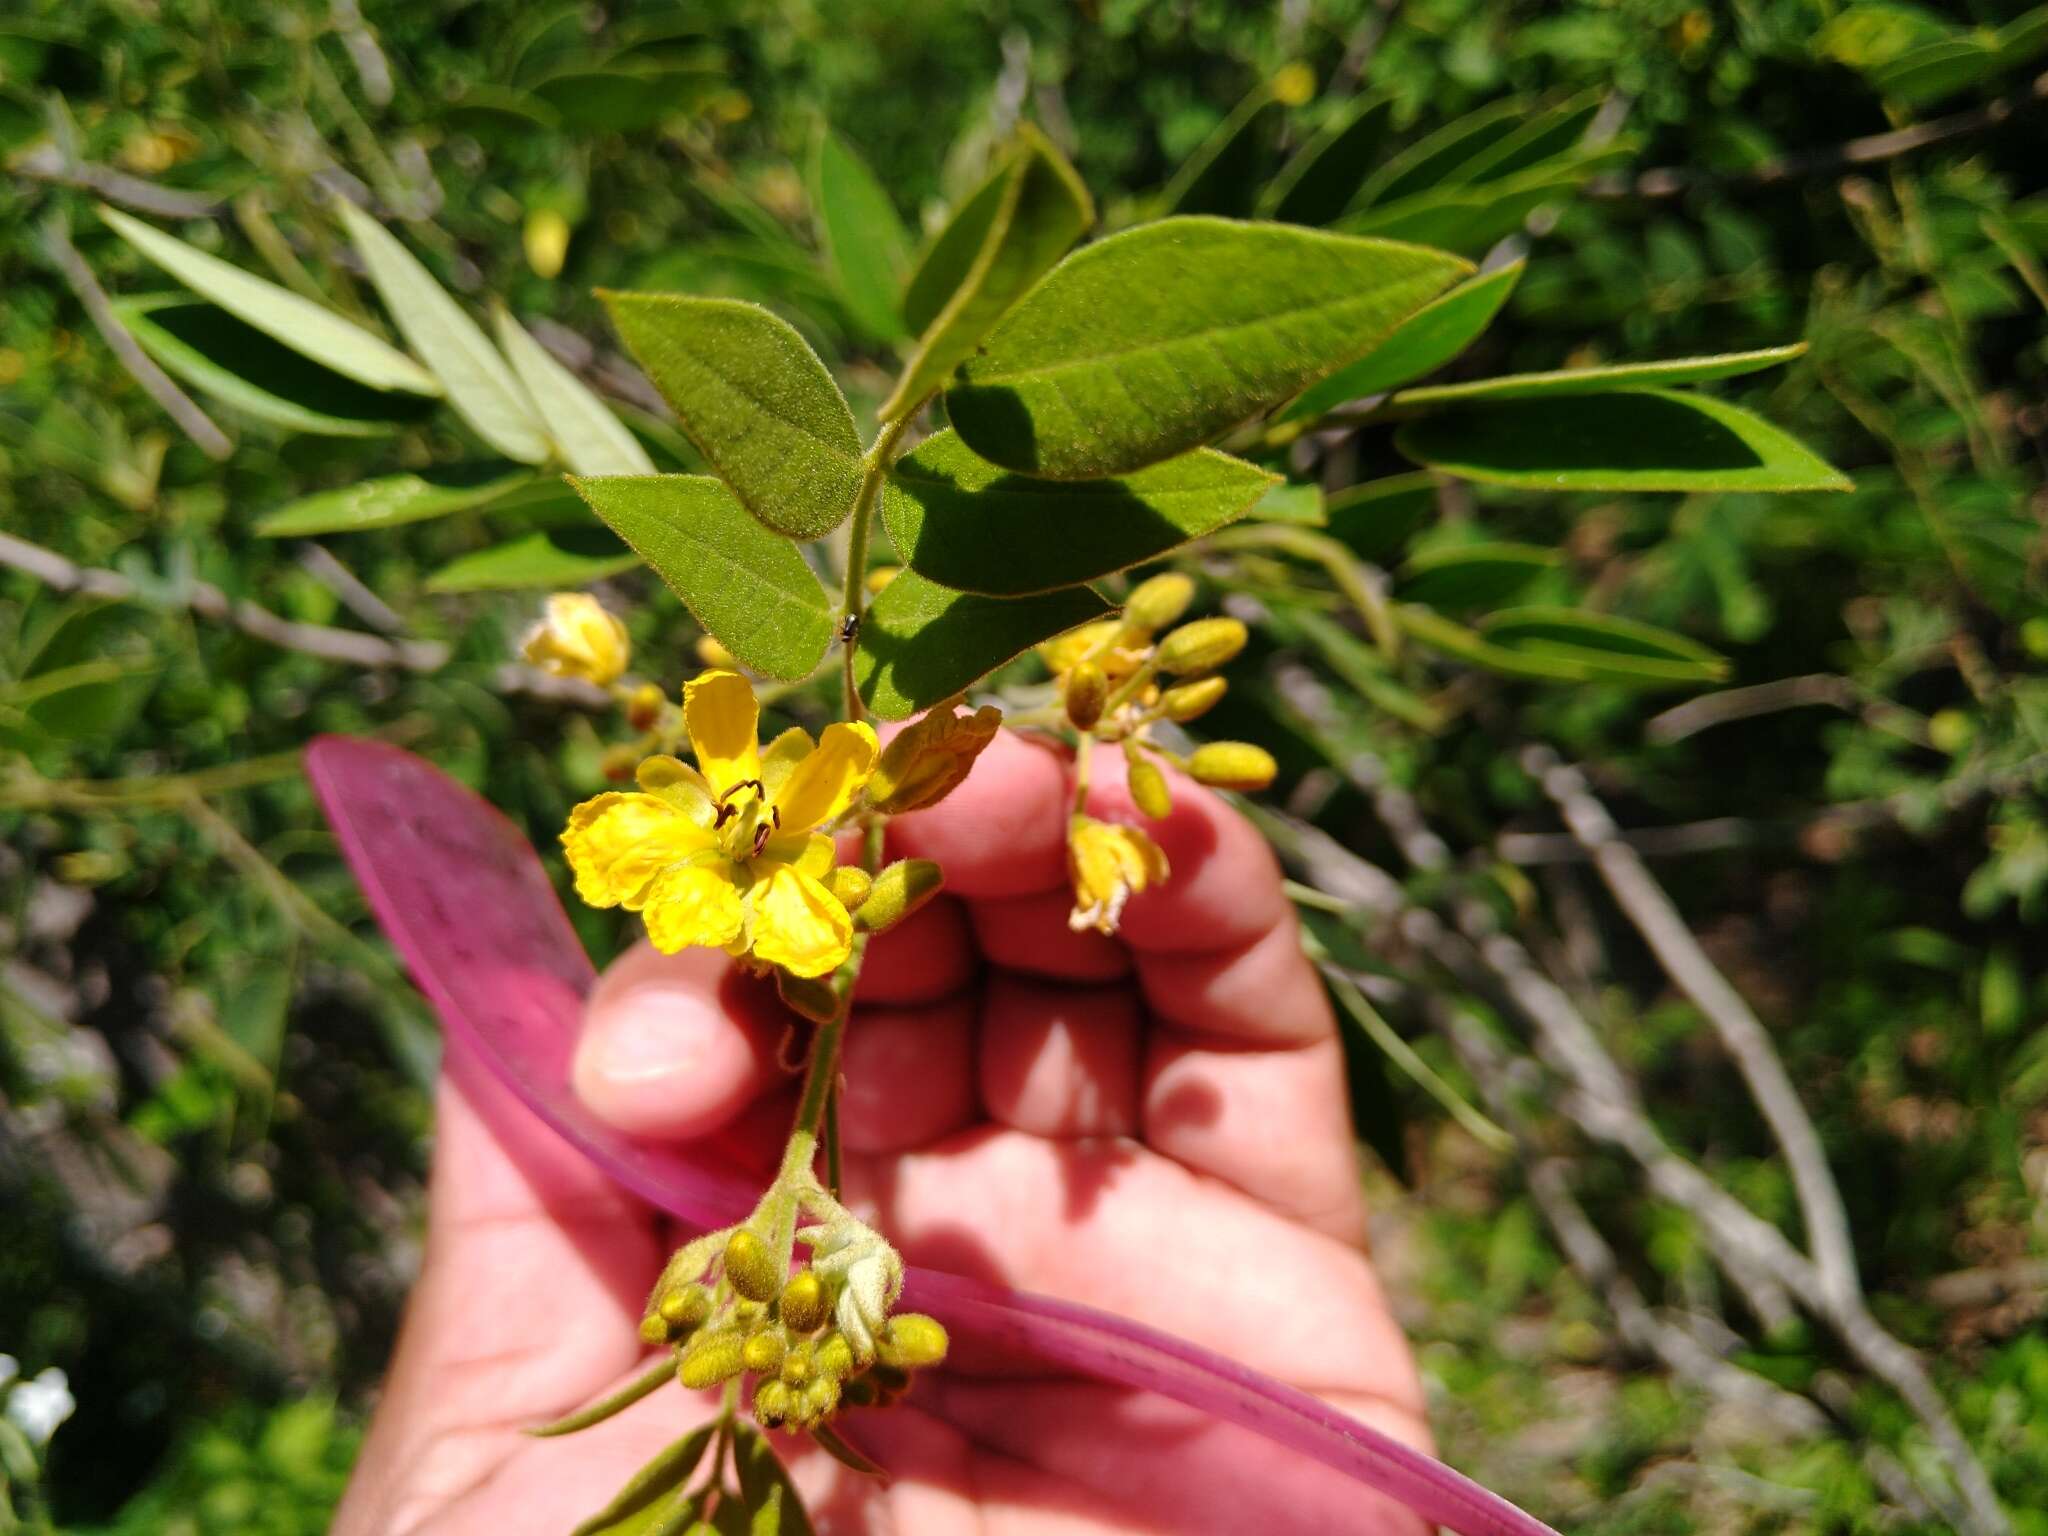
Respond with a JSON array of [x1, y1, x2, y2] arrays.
[[307, 736, 1559, 1536]]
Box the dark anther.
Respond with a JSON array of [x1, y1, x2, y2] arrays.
[[752, 820, 775, 857]]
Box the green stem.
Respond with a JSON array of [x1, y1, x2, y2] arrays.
[[838, 415, 914, 722]]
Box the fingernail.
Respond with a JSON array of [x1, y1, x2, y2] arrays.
[[589, 988, 715, 1084]]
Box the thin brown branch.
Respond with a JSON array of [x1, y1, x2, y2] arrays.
[[14, 142, 227, 219], [39, 213, 234, 460]]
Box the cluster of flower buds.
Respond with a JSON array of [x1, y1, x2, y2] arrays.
[[642, 1228, 947, 1434], [1039, 574, 1280, 933]]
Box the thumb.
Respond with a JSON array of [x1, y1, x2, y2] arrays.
[[573, 942, 787, 1139]]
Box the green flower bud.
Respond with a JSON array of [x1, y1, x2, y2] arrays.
[[753, 1378, 792, 1426], [1158, 676, 1227, 722], [815, 1331, 855, 1382], [780, 1341, 814, 1386], [625, 682, 665, 731], [659, 1285, 712, 1334], [854, 859, 944, 934], [1187, 741, 1278, 792], [723, 1230, 779, 1302], [879, 1313, 949, 1369], [1125, 749, 1173, 820], [801, 1376, 841, 1423], [639, 1313, 671, 1346], [1155, 617, 1247, 676], [741, 1327, 786, 1376], [826, 865, 873, 912], [678, 1330, 746, 1390], [1125, 572, 1195, 632], [778, 1270, 829, 1334], [1064, 661, 1108, 731]]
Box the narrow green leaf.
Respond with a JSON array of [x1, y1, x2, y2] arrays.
[[531, 63, 721, 132], [492, 304, 656, 476], [810, 127, 913, 343], [99, 205, 441, 395], [570, 1425, 713, 1536], [1451, 92, 1604, 185], [425, 528, 640, 592], [1395, 603, 1600, 683], [1394, 344, 1807, 406], [1159, 79, 1284, 219], [255, 464, 537, 535], [1340, 150, 1630, 252], [732, 1426, 817, 1536], [1279, 261, 1522, 422], [1323, 472, 1438, 563], [882, 126, 1093, 420], [113, 295, 438, 438], [571, 475, 834, 680], [948, 217, 1469, 480], [1396, 390, 1853, 493], [602, 292, 864, 539], [1259, 91, 1399, 226], [1252, 480, 1326, 526], [855, 572, 1111, 720], [810, 1424, 886, 1478], [1478, 605, 1729, 684], [1353, 98, 1527, 209], [1396, 542, 1561, 611], [528, 1358, 675, 1438], [881, 430, 1273, 595], [901, 166, 1013, 337], [336, 200, 551, 464]]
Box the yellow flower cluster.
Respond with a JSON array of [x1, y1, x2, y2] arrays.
[[522, 592, 630, 687]]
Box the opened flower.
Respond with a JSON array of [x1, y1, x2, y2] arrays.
[[562, 670, 876, 977], [1068, 813, 1169, 934]]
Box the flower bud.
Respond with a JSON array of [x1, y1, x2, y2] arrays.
[[723, 1230, 779, 1302], [1125, 572, 1195, 632], [624, 682, 665, 731], [866, 699, 1002, 814], [742, 1327, 786, 1376], [1158, 676, 1227, 722], [1270, 61, 1315, 107], [776, 971, 839, 1026], [753, 1378, 793, 1426], [694, 635, 734, 669], [1187, 741, 1278, 792], [865, 565, 900, 595], [523, 593, 630, 687], [780, 1341, 815, 1386], [1125, 750, 1173, 820], [659, 1284, 712, 1335], [640, 1313, 671, 1346], [600, 745, 640, 783], [1155, 617, 1247, 676], [878, 1313, 949, 1369], [778, 1270, 829, 1334], [678, 1330, 746, 1389], [826, 866, 872, 912], [1064, 661, 1108, 731], [854, 859, 944, 934], [801, 1376, 841, 1422], [815, 1332, 855, 1381]]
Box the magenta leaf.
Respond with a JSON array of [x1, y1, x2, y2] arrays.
[[307, 736, 1559, 1536]]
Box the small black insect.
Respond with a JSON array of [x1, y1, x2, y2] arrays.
[[838, 614, 861, 644]]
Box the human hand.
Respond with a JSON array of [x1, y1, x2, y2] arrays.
[[333, 731, 1430, 1535]]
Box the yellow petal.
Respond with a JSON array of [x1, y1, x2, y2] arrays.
[[684, 669, 760, 796], [635, 754, 715, 824], [641, 862, 747, 954], [774, 720, 879, 832], [562, 793, 713, 910], [1067, 816, 1167, 935], [746, 865, 853, 978], [760, 726, 816, 800], [523, 593, 630, 686]]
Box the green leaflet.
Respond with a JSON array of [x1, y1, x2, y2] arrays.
[[1279, 261, 1523, 422], [425, 528, 641, 592], [602, 292, 864, 539], [810, 127, 913, 343], [901, 168, 1012, 337], [255, 464, 537, 535], [1323, 472, 1438, 563], [1158, 78, 1284, 219], [569, 1425, 712, 1536], [335, 199, 551, 464], [855, 571, 1111, 719], [1394, 343, 1806, 406], [491, 303, 655, 475], [1339, 150, 1631, 253], [99, 206, 440, 396], [1478, 605, 1729, 684], [881, 126, 1093, 421], [1352, 98, 1528, 209], [570, 475, 834, 681], [113, 295, 438, 438], [880, 430, 1273, 595], [1396, 389, 1853, 494], [948, 217, 1469, 479], [731, 1425, 816, 1536], [1259, 91, 1399, 226], [1450, 92, 1605, 186], [1253, 480, 1326, 526], [1396, 542, 1561, 611]]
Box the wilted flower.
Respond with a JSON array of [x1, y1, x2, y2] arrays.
[[563, 671, 876, 977], [865, 695, 1002, 814], [522, 592, 630, 686], [1067, 814, 1170, 935]]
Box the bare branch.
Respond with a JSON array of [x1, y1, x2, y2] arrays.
[[14, 142, 227, 219]]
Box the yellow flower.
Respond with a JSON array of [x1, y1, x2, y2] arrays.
[[865, 696, 1002, 814], [562, 671, 878, 977], [1067, 815, 1169, 935], [523, 593, 630, 686]]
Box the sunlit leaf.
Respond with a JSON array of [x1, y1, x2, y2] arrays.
[[1477, 605, 1729, 683], [425, 528, 640, 592], [1252, 480, 1325, 526], [948, 217, 1468, 479], [602, 292, 864, 539], [1394, 343, 1806, 406], [810, 126, 913, 343], [99, 205, 441, 395], [492, 303, 655, 475], [256, 464, 538, 535], [571, 474, 834, 679], [855, 571, 1111, 719], [336, 200, 551, 463], [881, 430, 1273, 594]]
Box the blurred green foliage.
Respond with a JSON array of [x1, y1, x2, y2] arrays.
[[3, 0, 2047, 1531]]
